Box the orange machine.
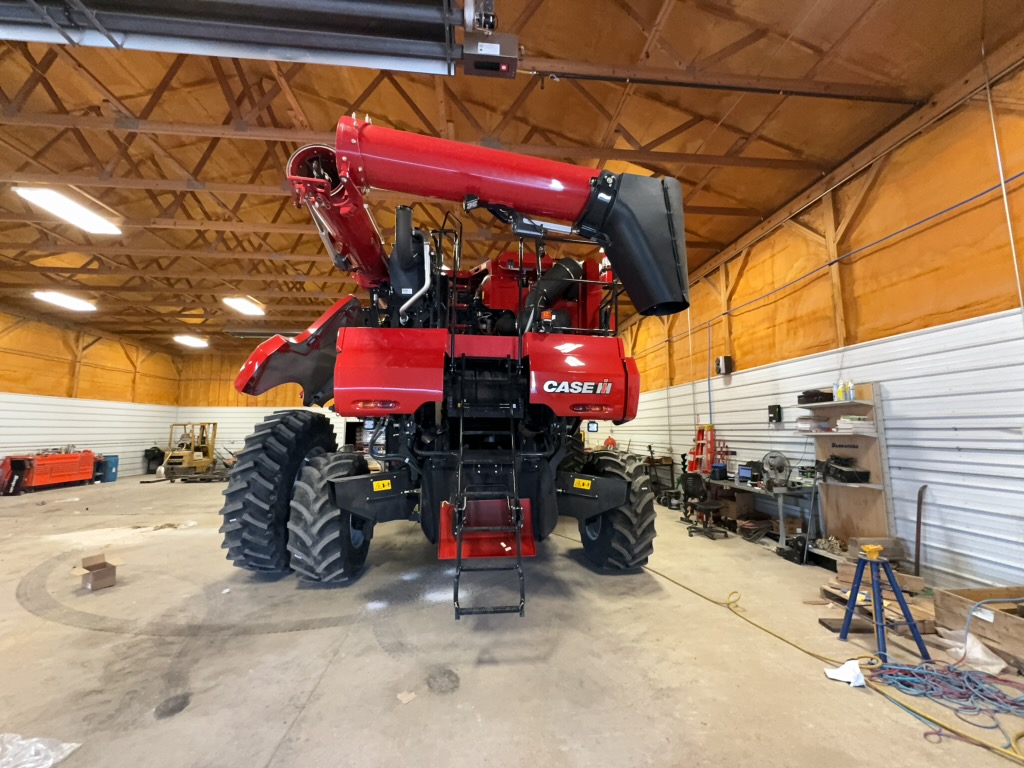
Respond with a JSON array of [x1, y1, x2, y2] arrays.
[[0, 451, 95, 495]]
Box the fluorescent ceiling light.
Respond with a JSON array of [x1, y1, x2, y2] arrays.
[[33, 291, 96, 312], [174, 334, 209, 348], [14, 187, 121, 235], [223, 296, 266, 316]]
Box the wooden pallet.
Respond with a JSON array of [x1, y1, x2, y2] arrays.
[[835, 562, 925, 593], [820, 583, 936, 635]]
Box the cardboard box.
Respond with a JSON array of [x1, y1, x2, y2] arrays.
[[734, 493, 755, 517], [934, 586, 1024, 658], [74, 553, 120, 591]]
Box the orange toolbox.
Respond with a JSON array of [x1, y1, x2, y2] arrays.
[[1, 451, 95, 494]]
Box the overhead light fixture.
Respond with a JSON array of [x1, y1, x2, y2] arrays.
[[33, 290, 96, 312], [13, 187, 121, 235], [174, 334, 208, 348], [222, 296, 266, 316]]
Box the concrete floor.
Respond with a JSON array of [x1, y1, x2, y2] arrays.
[[0, 479, 1003, 768]]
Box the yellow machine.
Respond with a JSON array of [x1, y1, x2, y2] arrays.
[[163, 423, 218, 481]]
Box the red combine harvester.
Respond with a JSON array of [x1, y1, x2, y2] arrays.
[[220, 116, 689, 618]]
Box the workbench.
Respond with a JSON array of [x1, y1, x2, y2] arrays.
[[708, 478, 813, 547]]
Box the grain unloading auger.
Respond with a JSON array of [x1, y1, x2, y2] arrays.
[[219, 116, 689, 618]]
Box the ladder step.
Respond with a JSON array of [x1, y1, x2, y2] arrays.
[[459, 525, 518, 534], [457, 605, 524, 617], [458, 563, 521, 572], [462, 489, 512, 499]]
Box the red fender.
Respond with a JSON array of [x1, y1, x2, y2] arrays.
[[234, 296, 362, 407]]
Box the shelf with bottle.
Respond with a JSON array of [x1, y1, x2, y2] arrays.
[[797, 400, 873, 410]]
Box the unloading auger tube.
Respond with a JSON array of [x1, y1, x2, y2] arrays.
[[288, 116, 690, 315]]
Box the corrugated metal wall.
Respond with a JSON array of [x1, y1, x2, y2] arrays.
[[0, 393, 176, 476], [0, 399, 351, 480], [606, 309, 1024, 589]]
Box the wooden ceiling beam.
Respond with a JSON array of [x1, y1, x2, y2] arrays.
[[269, 61, 312, 130], [0, 212, 314, 233], [682, 2, 883, 205], [0, 283, 338, 299], [693, 0, 892, 86], [688, 27, 1024, 282], [519, 57, 915, 104], [385, 73, 441, 137], [495, 143, 818, 170], [694, 30, 768, 69], [1, 169, 289, 196], [76, 301, 336, 314], [3, 264, 349, 283], [596, 0, 677, 156], [0, 111, 820, 168], [0, 240, 329, 263]]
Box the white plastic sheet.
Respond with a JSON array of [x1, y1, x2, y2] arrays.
[[0, 734, 79, 768]]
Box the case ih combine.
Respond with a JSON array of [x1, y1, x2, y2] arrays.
[[220, 116, 689, 618]]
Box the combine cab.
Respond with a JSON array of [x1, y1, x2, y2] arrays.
[[219, 117, 689, 618]]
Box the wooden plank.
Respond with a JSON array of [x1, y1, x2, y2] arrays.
[[820, 585, 936, 635], [819, 616, 873, 634], [836, 561, 926, 593], [934, 587, 1024, 658], [822, 191, 847, 347]]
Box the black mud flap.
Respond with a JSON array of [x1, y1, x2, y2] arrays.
[[554, 472, 628, 521], [328, 468, 419, 526]]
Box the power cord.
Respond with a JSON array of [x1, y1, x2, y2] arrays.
[[552, 531, 1024, 764]]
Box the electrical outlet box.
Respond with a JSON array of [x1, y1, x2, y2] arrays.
[[768, 404, 782, 423]]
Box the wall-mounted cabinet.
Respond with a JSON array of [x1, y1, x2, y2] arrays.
[[799, 382, 894, 544]]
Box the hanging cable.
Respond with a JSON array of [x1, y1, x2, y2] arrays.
[[981, 44, 1024, 337], [706, 320, 713, 424]]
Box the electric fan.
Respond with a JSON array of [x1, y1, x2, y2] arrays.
[[761, 451, 792, 491]]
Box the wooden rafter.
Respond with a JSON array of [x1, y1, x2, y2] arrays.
[[689, 23, 1024, 282]]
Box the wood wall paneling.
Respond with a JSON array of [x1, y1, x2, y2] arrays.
[[629, 67, 1024, 388], [177, 352, 303, 408], [0, 311, 179, 405]]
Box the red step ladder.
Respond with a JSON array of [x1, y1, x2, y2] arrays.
[[687, 424, 716, 474]]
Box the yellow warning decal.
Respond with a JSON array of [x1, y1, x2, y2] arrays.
[[573, 478, 592, 490], [373, 479, 392, 492]]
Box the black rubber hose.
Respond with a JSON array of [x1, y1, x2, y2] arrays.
[[393, 205, 419, 271], [519, 258, 583, 333]]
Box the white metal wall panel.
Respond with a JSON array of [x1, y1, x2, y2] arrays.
[[0, 393, 176, 477], [608, 309, 1024, 589], [0, 399, 352, 479]]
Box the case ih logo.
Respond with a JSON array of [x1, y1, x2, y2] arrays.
[[542, 379, 613, 394]]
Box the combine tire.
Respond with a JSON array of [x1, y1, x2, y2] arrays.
[[219, 411, 337, 573], [578, 453, 657, 570], [287, 453, 371, 582], [558, 430, 586, 473]]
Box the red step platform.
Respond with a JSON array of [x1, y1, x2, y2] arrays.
[[438, 498, 537, 560]]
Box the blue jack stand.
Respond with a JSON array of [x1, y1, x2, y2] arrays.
[[839, 545, 931, 663]]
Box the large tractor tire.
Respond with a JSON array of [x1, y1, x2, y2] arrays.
[[287, 453, 371, 582], [558, 429, 586, 473], [578, 452, 657, 570], [219, 410, 337, 573]]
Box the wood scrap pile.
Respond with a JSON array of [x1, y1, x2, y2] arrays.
[[816, 537, 936, 637]]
